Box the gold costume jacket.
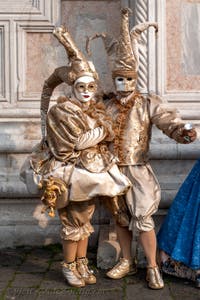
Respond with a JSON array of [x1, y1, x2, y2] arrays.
[[46, 98, 115, 173], [105, 93, 185, 166]]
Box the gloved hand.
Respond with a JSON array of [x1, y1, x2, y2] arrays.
[[181, 128, 197, 144]]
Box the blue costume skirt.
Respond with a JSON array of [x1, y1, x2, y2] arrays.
[[157, 159, 200, 270]]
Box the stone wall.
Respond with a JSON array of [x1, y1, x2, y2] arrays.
[[0, 0, 199, 250]]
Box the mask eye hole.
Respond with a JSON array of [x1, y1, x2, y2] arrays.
[[117, 77, 124, 82], [75, 83, 85, 93], [88, 83, 95, 89], [127, 77, 133, 81], [88, 83, 96, 92]]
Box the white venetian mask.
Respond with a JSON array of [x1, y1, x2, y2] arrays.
[[74, 75, 97, 102], [114, 76, 136, 92]]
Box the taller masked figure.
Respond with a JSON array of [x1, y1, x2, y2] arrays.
[[87, 8, 197, 289], [22, 26, 131, 288]]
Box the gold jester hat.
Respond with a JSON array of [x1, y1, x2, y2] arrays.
[[40, 26, 99, 140], [86, 8, 158, 79], [53, 26, 98, 84]]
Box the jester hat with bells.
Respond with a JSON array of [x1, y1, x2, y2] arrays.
[[40, 26, 99, 138], [86, 8, 158, 86]]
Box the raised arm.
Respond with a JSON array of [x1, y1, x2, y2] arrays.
[[149, 94, 196, 144]]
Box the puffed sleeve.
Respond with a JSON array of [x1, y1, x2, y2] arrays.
[[148, 94, 186, 143], [75, 126, 107, 150], [46, 101, 87, 162]]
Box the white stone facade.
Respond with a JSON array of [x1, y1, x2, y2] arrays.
[[0, 0, 199, 249]]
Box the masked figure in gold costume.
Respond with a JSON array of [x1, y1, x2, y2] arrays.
[[23, 26, 131, 288], [87, 8, 197, 289]]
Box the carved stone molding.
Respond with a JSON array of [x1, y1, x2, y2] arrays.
[[17, 24, 55, 103], [134, 0, 148, 93], [0, 0, 60, 116], [0, 0, 60, 23], [157, 0, 200, 117], [0, 21, 9, 103], [121, 0, 157, 94]]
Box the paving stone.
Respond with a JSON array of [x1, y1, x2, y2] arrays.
[[52, 252, 63, 261], [12, 273, 44, 288], [42, 269, 124, 300], [78, 286, 124, 300], [168, 278, 200, 300], [126, 282, 173, 300], [0, 288, 5, 297], [28, 247, 53, 260], [92, 269, 124, 290], [48, 261, 62, 272], [5, 287, 38, 300], [0, 246, 200, 300], [0, 268, 15, 284], [36, 288, 77, 300], [0, 282, 6, 289], [40, 270, 67, 289], [0, 249, 24, 267], [17, 258, 49, 273], [125, 268, 146, 285], [76, 270, 124, 300], [15, 246, 32, 257]]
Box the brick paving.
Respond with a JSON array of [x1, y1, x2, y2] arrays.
[[0, 245, 199, 300]]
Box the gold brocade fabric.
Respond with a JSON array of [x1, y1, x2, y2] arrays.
[[46, 99, 114, 170], [106, 93, 185, 166], [103, 92, 187, 231], [40, 98, 131, 203]]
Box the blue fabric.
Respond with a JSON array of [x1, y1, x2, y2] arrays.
[[157, 159, 200, 270]]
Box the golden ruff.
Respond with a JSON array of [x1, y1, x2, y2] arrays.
[[70, 98, 114, 140]]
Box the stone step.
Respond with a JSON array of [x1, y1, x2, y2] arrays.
[[97, 223, 121, 270]]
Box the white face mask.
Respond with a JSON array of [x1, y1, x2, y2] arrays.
[[114, 76, 136, 92], [74, 76, 97, 102]]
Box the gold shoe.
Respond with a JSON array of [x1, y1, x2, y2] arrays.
[[76, 257, 96, 285], [146, 266, 164, 289], [106, 258, 137, 279], [62, 261, 85, 287]]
